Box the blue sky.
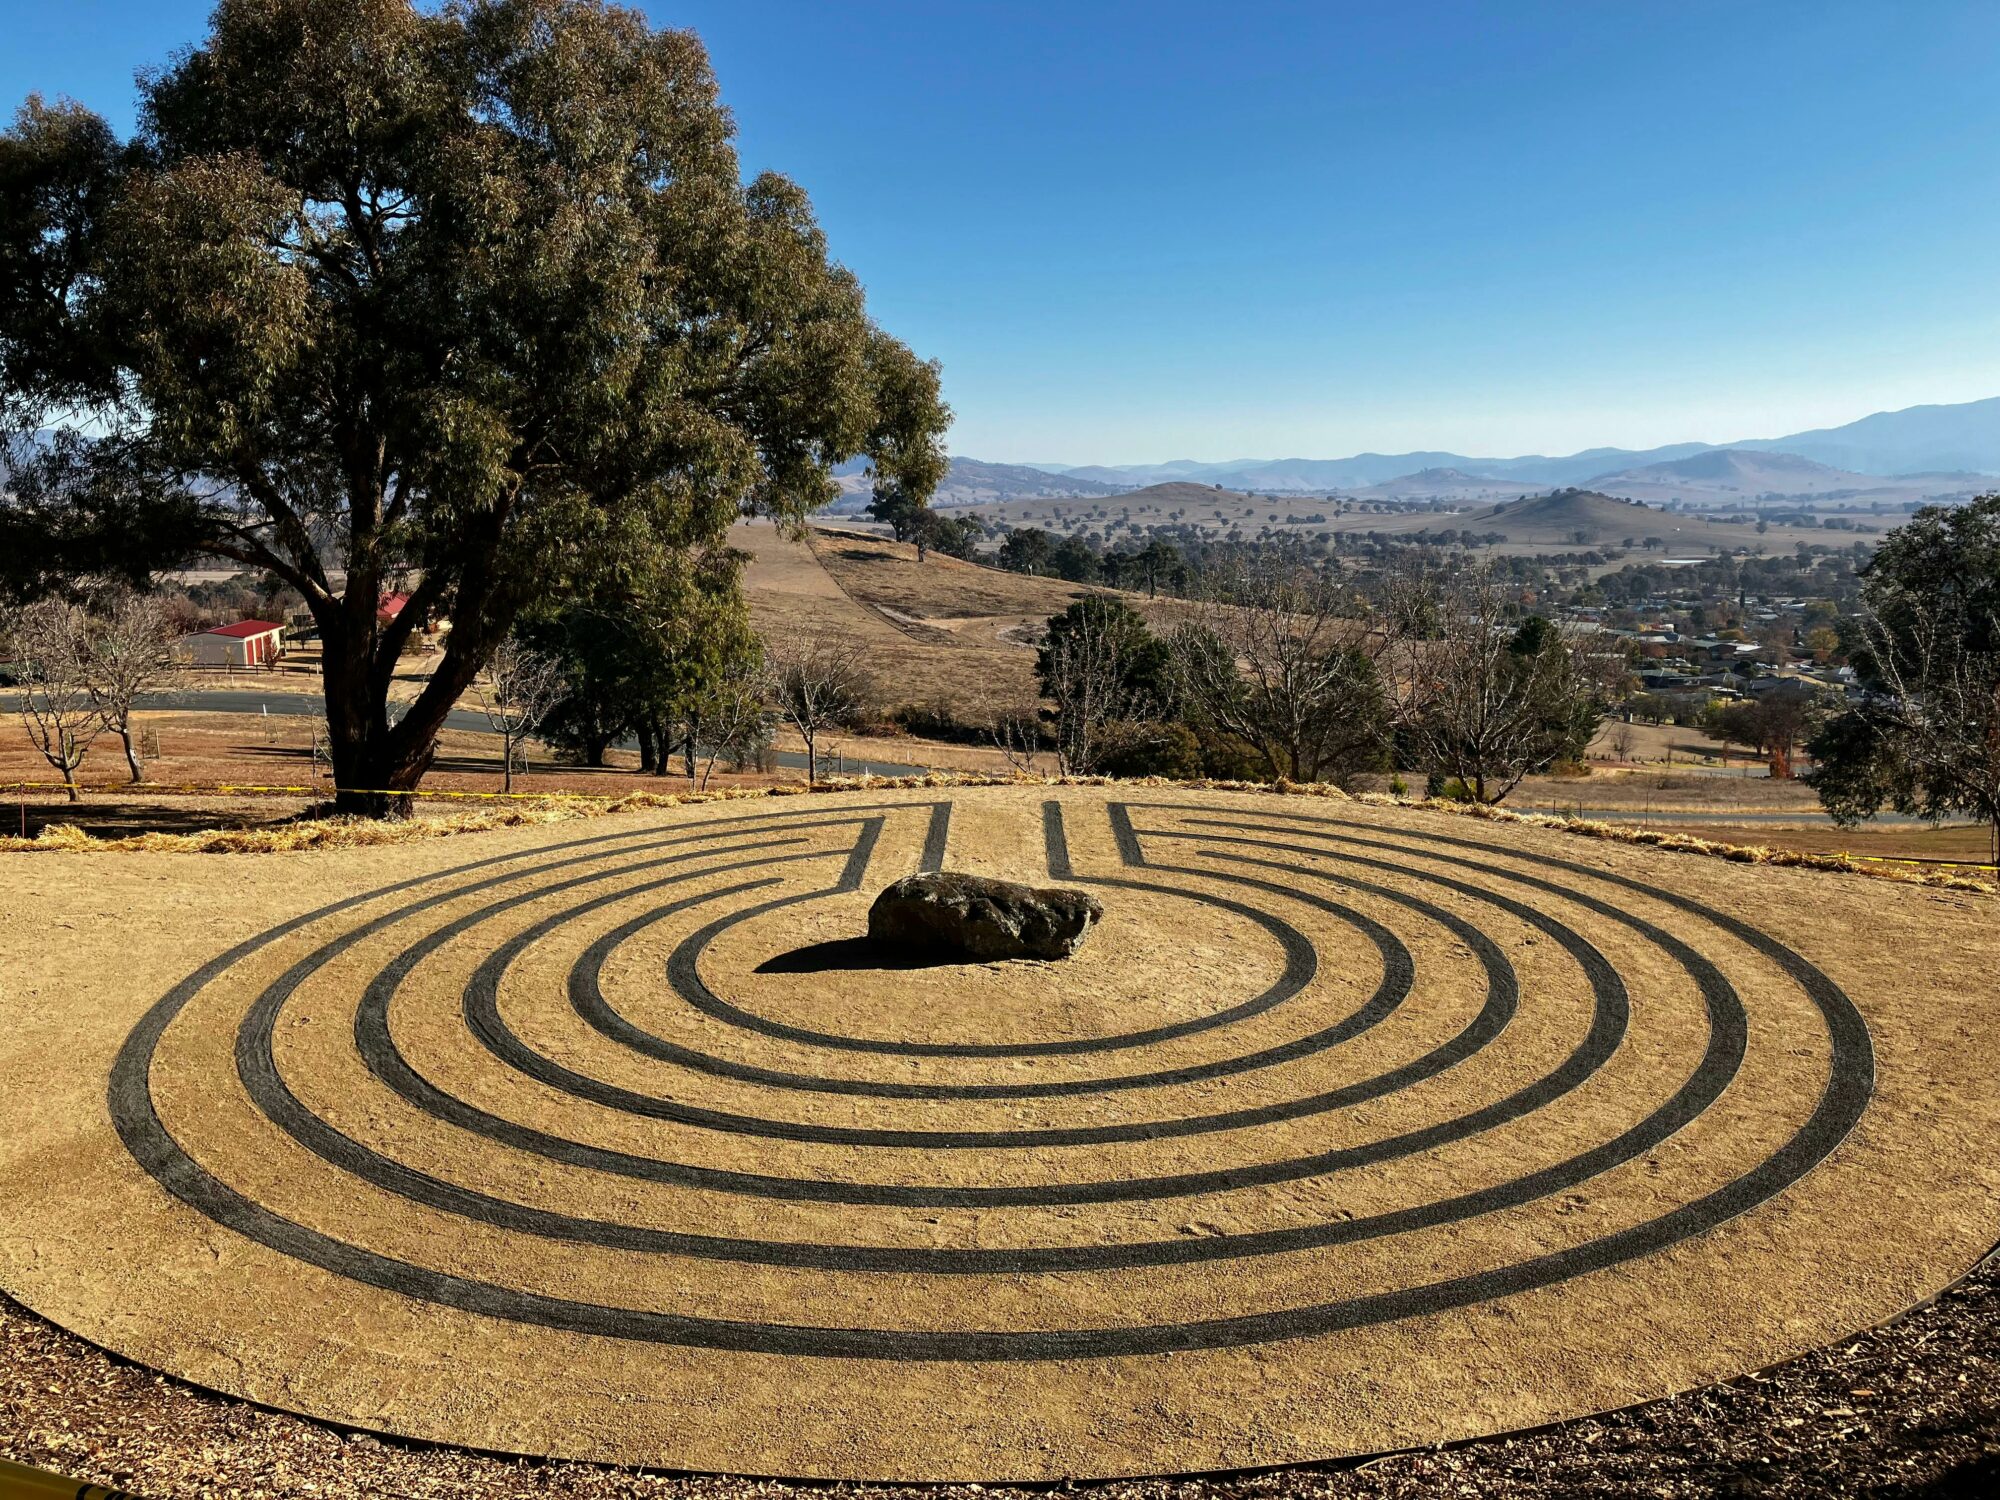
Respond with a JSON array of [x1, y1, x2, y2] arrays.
[[6, 2, 2000, 463]]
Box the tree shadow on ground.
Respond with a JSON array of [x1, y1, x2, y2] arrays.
[[13, 801, 292, 838]]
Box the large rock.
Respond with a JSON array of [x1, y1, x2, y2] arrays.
[[867, 872, 1104, 961]]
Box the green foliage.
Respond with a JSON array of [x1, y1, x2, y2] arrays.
[[0, 0, 948, 811], [1092, 720, 1202, 779], [1035, 597, 1171, 712], [1804, 708, 1909, 824], [521, 545, 761, 768], [1806, 496, 2000, 852], [1049, 533, 1101, 583], [997, 526, 1055, 575], [1191, 725, 1273, 782]]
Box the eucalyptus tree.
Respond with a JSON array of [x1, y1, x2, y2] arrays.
[[0, 0, 948, 814], [1808, 496, 2000, 865]]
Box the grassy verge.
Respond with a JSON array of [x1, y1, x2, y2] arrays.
[[3, 773, 1991, 895]]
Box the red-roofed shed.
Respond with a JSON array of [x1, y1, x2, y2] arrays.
[[184, 619, 285, 667]]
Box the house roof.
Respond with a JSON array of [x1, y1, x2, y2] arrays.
[[378, 593, 412, 619], [205, 620, 284, 639]]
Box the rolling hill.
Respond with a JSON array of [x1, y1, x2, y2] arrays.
[[1453, 489, 1831, 552]]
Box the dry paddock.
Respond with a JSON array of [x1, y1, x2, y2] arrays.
[[0, 785, 1996, 1495]]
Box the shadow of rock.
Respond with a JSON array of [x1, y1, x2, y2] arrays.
[[754, 937, 993, 974]]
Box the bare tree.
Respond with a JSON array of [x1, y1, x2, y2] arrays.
[[689, 671, 773, 791], [476, 637, 567, 794], [989, 703, 1048, 776], [10, 598, 105, 802], [1169, 562, 1387, 786], [1606, 720, 1637, 763], [1383, 566, 1609, 804], [85, 587, 175, 783], [766, 640, 873, 784]]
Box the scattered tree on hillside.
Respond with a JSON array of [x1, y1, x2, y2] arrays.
[[998, 527, 1056, 576], [8, 596, 104, 801], [517, 546, 762, 775], [1807, 496, 2000, 865], [867, 487, 980, 562], [84, 585, 173, 782], [767, 638, 872, 784], [476, 636, 566, 793], [1049, 533, 1101, 583], [630, 551, 762, 778], [1168, 562, 1387, 787], [1129, 538, 1183, 598], [0, 0, 947, 816], [917, 508, 982, 562]]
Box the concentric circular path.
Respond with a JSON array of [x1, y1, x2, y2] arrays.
[[1, 786, 1996, 1480]]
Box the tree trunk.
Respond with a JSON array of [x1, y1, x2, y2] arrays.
[[501, 727, 515, 793], [62, 765, 79, 803], [804, 730, 817, 785], [636, 720, 657, 774], [120, 727, 142, 784], [322, 621, 481, 818], [684, 713, 699, 784]]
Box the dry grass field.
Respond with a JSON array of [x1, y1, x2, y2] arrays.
[[741, 519, 1128, 717]]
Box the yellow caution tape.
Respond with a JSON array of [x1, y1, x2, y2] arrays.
[[0, 1455, 145, 1499], [1841, 851, 1998, 870]]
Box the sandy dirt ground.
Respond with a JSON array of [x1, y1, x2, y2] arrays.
[[0, 786, 1995, 1485]]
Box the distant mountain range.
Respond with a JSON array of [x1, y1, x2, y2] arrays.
[[830, 455, 1121, 510], [1009, 395, 2000, 496]]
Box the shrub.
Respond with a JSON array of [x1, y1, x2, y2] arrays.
[[1093, 720, 1203, 779]]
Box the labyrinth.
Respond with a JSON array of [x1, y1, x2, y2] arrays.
[[2, 785, 1998, 1481]]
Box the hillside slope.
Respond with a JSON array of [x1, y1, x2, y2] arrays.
[[738, 521, 1121, 716]]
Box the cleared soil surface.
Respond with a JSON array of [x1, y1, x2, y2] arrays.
[[1, 788, 1994, 1485], [5, 1256, 1995, 1498]]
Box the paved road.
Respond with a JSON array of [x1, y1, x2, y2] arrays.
[[4, 688, 934, 780]]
